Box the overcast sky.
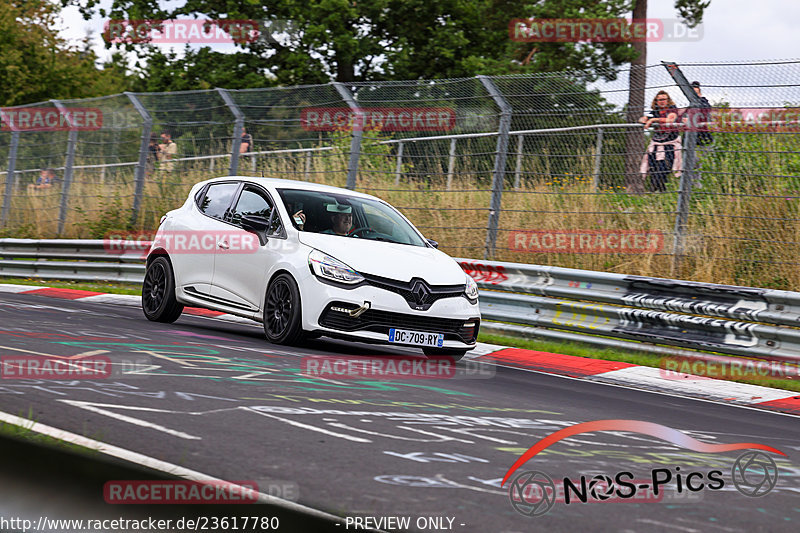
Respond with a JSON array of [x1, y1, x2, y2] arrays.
[[58, 1, 800, 72]]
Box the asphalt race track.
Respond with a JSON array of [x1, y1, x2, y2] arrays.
[[0, 291, 798, 532]]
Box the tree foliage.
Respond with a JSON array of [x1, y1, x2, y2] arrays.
[[55, 1, 711, 96], [65, 0, 664, 88], [0, 1, 131, 106]]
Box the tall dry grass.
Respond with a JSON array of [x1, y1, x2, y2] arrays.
[[3, 130, 800, 290]]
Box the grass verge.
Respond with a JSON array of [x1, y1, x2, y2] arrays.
[[0, 407, 100, 456], [0, 277, 141, 295]]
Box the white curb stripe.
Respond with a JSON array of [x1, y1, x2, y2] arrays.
[[0, 409, 343, 522], [589, 366, 795, 404], [0, 284, 44, 293]]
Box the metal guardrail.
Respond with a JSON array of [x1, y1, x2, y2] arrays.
[[0, 239, 145, 283], [457, 258, 800, 361], [2, 239, 800, 362]]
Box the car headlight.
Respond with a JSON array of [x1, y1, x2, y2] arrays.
[[308, 250, 364, 285], [465, 274, 479, 302]]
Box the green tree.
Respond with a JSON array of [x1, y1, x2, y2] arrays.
[[69, 0, 648, 88], [0, 1, 130, 106], [129, 47, 274, 92]]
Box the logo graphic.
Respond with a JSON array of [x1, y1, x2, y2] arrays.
[[503, 420, 785, 517], [411, 279, 430, 305], [732, 451, 779, 497], [507, 471, 556, 517]]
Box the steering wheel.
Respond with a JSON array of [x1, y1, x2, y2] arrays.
[[348, 226, 375, 237]]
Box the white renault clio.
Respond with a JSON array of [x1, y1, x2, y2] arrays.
[[142, 177, 480, 359]]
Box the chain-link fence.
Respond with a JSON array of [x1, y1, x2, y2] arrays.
[[1, 60, 799, 288]]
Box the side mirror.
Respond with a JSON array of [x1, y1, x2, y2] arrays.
[[427, 239, 439, 249], [241, 215, 270, 246]]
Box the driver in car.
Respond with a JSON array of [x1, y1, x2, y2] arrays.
[[322, 203, 355, 236]]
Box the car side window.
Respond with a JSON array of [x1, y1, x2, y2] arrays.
[[199, 183, 239, 220], [230, 187, 283, 235]]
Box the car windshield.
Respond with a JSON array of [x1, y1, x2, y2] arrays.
[[277, 188, 428, 247]]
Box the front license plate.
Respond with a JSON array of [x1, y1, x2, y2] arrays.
[[388, 328, 444, 347]]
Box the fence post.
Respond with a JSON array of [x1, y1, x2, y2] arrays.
[[126, 92, 152, 227], [332, 82, 363, 190], [304, 151, 311, 181], [1, 126, 20, 229], [394, 142, 404, 185], [513, 134, 524, 189], [52, 100, 78, 236], [592, 127, 604, 191], [662, 62, 701, 277], [446, 138, 457, 190], [477, 75, 512, 260], [217, 88, 244, 176]]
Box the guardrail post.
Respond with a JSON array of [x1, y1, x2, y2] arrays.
[[394, 142, 404, 185], [446, 138, 457, 190], [217, 88, 244, 176], [1, 126, 20, 229], [126, 92, 152, 227], [52, 100, 78, 236], [592, 127, 604, 191], [662, 62, 701, 276], [477, 76, 512, 259], [332, 82, 364, 190]]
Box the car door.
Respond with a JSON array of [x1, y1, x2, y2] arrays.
[[209, 184, 286, 313], [169, 181, 240, 300]]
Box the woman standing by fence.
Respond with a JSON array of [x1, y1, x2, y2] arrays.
[[639, 90, 681, 192]]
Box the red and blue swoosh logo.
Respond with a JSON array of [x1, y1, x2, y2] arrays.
[[502, 419, 785, 486]]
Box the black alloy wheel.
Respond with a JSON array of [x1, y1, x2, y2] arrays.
[[142, 256, 184, 323], [263, 273, 304, 344]]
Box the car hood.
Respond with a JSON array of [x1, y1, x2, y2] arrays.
[[298, 232, 466, 285]]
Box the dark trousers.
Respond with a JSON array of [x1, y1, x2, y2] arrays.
[[647, 144, 675, 192]]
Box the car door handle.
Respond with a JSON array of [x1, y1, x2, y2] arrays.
[[217, 241, 229, 250]]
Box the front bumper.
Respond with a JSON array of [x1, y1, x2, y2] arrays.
[[298, 271, 480, 349]]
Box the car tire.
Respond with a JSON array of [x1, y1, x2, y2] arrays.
[[263, 273, 304, 345], [142, 256, 184, 323], [423, 347, 467, 361]]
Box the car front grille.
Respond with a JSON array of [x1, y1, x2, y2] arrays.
[[318, 302, 479, 344], [362, 273, 465, 311]]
